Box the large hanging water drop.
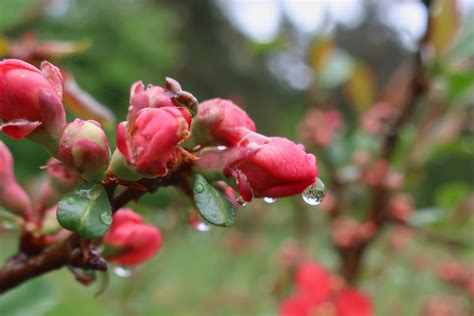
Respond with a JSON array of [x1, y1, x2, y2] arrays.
[[113, 266, 132, 278], [302, 178, 326, 206], [263, 197, 277, 204]]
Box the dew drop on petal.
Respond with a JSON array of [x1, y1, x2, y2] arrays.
[[302, 178, 326, 206], [113, 266, 132, 278], [263, 197, 277, 204]]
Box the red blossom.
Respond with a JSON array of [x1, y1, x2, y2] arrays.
[[127, 81, 176, 120], [295, 262, 332, 303], [225, 136, 318, 201], [116, 107, 190, 178], [46, 158, 82, 193], [299, 108, 343, 147], [334, 288, 373, 316], [0, 59, 66, 143], [103, 208, 162, 266], [360, 102, 395, 135], [194, 98, 256, 146], [0, 141, 32, 218], [332, 218, 376, 249], [58, 119, 110, 181], [280, 262, 373, 316], [388, 193, 414, 223]]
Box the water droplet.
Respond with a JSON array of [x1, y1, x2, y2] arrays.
[[195, 183, 205, 193], [100, 212, 112, 225], [302, 178, 326, 206], [113, 266, 131, 278], [263, 197, 277, 204], [217, 145, 227, 151], [195, 221, 211, 232], [67, 197, 75, 205], [236, 196, 247, 206]]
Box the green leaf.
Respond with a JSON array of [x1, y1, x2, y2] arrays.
[[193, 174, 236, 227], [57, 182, 112, 239]]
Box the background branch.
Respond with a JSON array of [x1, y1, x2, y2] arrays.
[[338, 0, 432, 283]]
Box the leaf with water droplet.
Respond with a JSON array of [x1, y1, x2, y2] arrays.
[[57, 182, 112, 239], [193, 174, 237, 227]]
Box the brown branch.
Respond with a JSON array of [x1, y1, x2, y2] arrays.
[[339, 0, 433, 283], [0, 164, 190, 294]]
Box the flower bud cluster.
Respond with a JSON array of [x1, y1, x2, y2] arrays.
[[194, 98, 318, 202]]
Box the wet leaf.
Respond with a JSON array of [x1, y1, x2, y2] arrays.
[[193, 174, 236, 227], [57, 182, 112, 239]]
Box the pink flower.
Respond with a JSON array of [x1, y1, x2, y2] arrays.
[[360, 102, 394, 135], [279, 261, 373, 316], [58, 119, 110, 181], [388, 193, 413, 223], [103, 208, 162, 266], [295, 262, 332, 303], [280, 295, 314, 316], [46, 158, 82, 193], [298, 109, 343, 147], [0, 59, 65, 144], [332, 218, 376, 249], [127, 81, 176, 120], [224, 136, 317, 201], [127, 79, 196, 120], [0, 141, 32, 218], [116, 107, 190, 178], [334, 288, 373, 316], [194, 98, 256, 146]]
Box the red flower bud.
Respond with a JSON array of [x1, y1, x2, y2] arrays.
[[194, 98, 256, 146], [0, 141, 32, 218], [0, 59, 66, 146], [116, 107, 190, 177], [58, 119, 110, 181], [225, 136, 318, 201], [334, 288, 373, 316], [128, 81, 176, 120], [279, 295, 314, 316], [46, 158, 82, 193], [103, 208, 162, 266]]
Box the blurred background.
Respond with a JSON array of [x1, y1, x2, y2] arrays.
[[0, 0, 473, 315]]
